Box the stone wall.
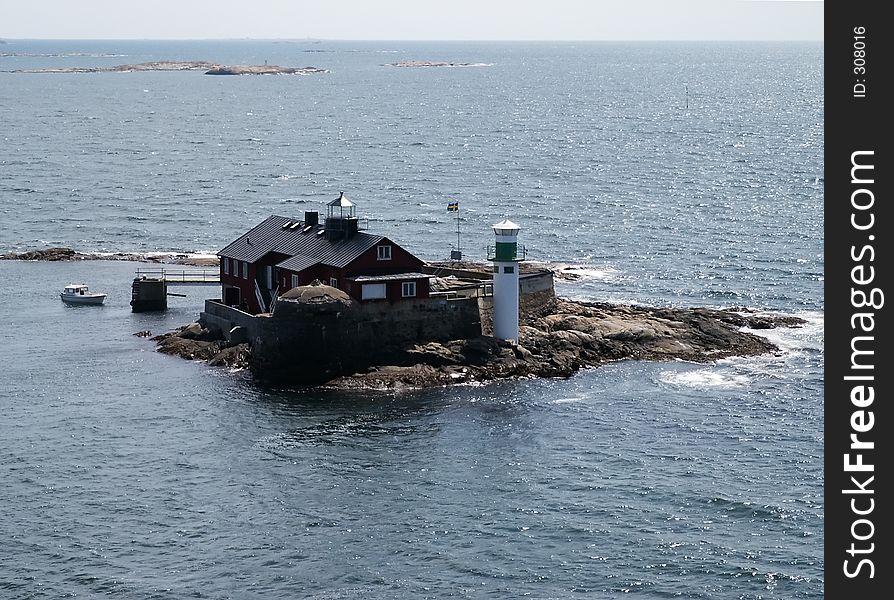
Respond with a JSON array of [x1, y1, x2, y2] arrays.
[[199, 270, 554, 383], [249, 296, 481, 384]]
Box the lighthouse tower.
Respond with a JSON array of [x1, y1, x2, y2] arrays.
[[489, 219, 523, 342]]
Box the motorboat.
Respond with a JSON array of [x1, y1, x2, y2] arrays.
[[60, 284, 106, 305]]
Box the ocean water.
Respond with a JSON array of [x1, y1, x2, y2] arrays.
[[0, 41, 823, 598]]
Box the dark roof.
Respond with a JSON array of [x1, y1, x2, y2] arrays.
[[219, 215, 386, 267], [277, 254, 320, 272]]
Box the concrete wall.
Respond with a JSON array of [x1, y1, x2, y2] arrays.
[[131, 278, 167, 312], [247, 295, 481, 384], [200, 300, 262, 342]]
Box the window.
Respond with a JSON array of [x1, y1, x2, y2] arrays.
[[401, 281, 417, 298], [362, 283, 386, 300], [223, 257, 229, 275], [243, 261, 249, 279], [330, 277, 338, 288], [291, 274, 299, 288], [377, 245, 392, 260], [504, 266, 515, 274], [492, 265, 499, 273]]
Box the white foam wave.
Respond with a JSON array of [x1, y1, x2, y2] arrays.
[[714, 310, 823, 381], [551, 262, 622, 282], [740, 310, 824, 355], [89, 250, 220, 262], [550, 395, 586, 404], [658, 369, 751, 389]]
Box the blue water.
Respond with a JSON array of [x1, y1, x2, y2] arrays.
[[0, 41, 823, 598]]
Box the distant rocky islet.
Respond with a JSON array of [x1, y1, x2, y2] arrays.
[[0, 247, 217, 266], [387, 60, 490, 68], [6, 55, 490, 74], [10, 60, 328, 75]]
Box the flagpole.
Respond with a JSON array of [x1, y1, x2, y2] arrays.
[[447, 201, 461, 260], [456, 206, 461, 254]]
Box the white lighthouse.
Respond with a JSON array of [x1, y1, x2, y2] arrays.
[[489, 219, 523, 342]]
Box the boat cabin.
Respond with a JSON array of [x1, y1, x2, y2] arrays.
[[63, 284, 90, 295]]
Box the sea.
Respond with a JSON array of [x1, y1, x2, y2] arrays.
[[0, 40, 823, 598]]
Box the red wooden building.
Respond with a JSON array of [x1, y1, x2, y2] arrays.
[[218, 193, 432, 313]]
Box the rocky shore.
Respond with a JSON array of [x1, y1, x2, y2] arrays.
[[148, 324, 250, 369], [148, 298, 804, 391], [1, 247, 218, 266]]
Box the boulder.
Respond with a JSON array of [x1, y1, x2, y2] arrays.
[[208, 344, 251, 369]]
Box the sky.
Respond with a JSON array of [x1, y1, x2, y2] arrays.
[[0, 0, 823, 41]]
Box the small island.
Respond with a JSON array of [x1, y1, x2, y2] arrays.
[[150, 280, 803, 390], [4, 216, 805, 392], [10, 60, 328, 75]]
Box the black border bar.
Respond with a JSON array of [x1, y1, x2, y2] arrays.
[[825, 3, 891, 596]]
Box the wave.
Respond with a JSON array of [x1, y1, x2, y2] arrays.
[[88, 250, 220, 262], [738, 310, 823, 356], [658, 369, 751, 390], [550, 262, 622, 282]]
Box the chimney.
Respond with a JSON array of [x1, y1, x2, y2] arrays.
[[304, 211, 319, 227]]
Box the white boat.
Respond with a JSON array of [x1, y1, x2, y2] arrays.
[[60, 284, 106, 305]]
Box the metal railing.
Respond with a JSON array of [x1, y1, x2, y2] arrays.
[[431, 282, 493, 299], [134, 267, 220, 284], [485, 244, 528, 262]]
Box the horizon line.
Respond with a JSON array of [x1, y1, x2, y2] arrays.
[[0, 36, 825, 43]]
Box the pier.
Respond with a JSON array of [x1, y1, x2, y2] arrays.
[[131, 268, 219, 312]]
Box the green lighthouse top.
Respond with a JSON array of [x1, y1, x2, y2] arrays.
[[489, 219, 524, 261]]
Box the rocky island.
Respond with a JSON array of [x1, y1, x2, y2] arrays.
[[150, 279, 803, 391], [4, 246, 803, 391], [10, 61, 328, 75]]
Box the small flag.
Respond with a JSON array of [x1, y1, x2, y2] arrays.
[[447, 201, 459, 212]]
